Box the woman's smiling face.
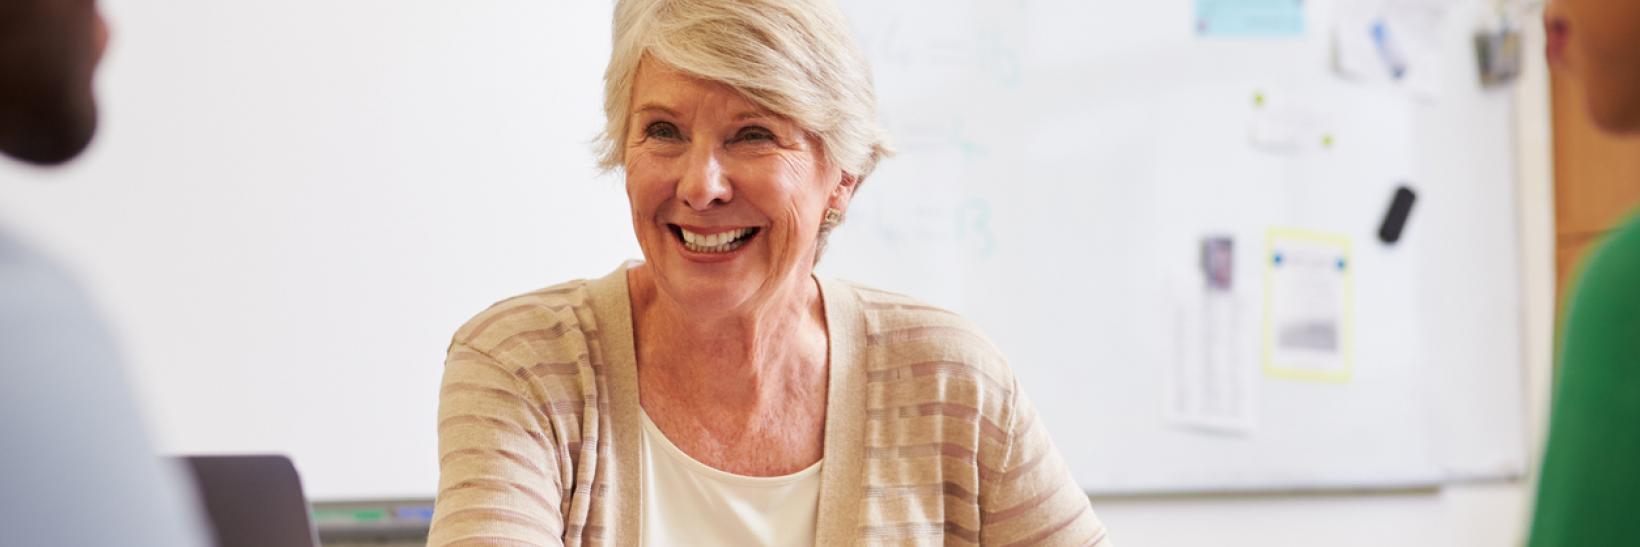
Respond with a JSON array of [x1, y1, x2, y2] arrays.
[[623, 58, 853, 314]]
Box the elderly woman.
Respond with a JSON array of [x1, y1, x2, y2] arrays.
[[429, 0, 1111, 545]]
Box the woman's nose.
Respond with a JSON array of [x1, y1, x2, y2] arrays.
[[677, 144, 732, 211]]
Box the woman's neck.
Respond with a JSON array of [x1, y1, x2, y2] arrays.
[[628, 265, 829, 411]]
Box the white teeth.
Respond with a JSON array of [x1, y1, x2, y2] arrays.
[[678, 227, 755, 253]]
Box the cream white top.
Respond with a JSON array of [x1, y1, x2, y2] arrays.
[[639, 411, 822, 547]]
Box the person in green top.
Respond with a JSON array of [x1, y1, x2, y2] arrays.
[[1530, 1, 1640, 545]]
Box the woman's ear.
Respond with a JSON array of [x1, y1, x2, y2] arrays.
[[829, 172, 860, 214]]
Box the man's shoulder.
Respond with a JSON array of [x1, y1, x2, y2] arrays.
[[0, 229, 83, 308], [0, 229, 209, 546], [0, 229, 113, 360]]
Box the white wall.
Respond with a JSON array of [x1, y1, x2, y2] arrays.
[[0, 0, 633, 500]]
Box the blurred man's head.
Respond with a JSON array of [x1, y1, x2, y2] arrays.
[[0, 0, 107, 165], [1546, 0, 1640, 134]]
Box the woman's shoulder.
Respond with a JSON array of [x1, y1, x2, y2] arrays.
[[835, 281, 1018, 398], [1565, 212, 1640, 336], [448, 278, 600, 363], [1574, 213, 1640, 298]]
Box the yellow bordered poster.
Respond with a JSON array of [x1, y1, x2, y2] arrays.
[[1261, 228, 1354, 383]]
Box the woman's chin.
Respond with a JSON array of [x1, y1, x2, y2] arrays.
[[643, 259, 750, 310]]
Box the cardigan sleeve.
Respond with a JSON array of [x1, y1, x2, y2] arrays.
[[979, 377, 1113, 546], [428, 342, 567, 546]]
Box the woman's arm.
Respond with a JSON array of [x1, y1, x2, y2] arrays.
[[428, 342, 566, 546], [978, 379, 1113, 546]]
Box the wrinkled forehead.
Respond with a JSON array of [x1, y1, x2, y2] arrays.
[[628, 58, 772, 121]]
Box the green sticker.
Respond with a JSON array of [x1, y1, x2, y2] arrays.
[[313, 508, 390, 523]]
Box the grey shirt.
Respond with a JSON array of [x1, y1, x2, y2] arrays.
[[0, 229, 207, 546]]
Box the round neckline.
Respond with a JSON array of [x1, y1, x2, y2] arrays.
[[639, 410, 822, 487]]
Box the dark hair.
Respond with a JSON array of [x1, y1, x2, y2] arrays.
[[0, 0, 103, 165]]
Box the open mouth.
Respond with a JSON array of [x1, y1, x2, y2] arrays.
[[670, 224, 760, 254]]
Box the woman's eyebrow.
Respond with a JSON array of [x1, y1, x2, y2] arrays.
[[632, 103, 679, 118]]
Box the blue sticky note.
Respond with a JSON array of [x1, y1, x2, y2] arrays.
[[1196, 0, 1306, 37]]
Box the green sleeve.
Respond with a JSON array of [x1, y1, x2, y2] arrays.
[[1530, 213, 1640, 547]]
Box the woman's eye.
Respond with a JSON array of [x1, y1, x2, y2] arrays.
[[644, 122, 681, 140], [734, 127, 776, 143]]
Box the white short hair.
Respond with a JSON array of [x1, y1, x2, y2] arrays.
[[597, 0, 892, 181]]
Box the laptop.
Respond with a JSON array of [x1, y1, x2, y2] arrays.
[[180, 455, 319, 547]]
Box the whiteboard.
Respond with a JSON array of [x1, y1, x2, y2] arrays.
[[0, 0, 1526, 498], [822, 0, 1527, 493]]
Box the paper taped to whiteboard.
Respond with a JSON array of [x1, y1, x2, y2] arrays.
[[1167, 236, 1256, 435], [1263, 228, 1355, 383]]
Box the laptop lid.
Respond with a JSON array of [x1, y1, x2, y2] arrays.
[[181, 455, 319, 547]]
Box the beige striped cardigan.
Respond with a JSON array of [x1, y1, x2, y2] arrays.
[[430, 264, 1112, 546]]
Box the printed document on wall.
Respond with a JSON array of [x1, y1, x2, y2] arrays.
[[1168, 236, 1255, 435], [1262, 228, 1354, 382]]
